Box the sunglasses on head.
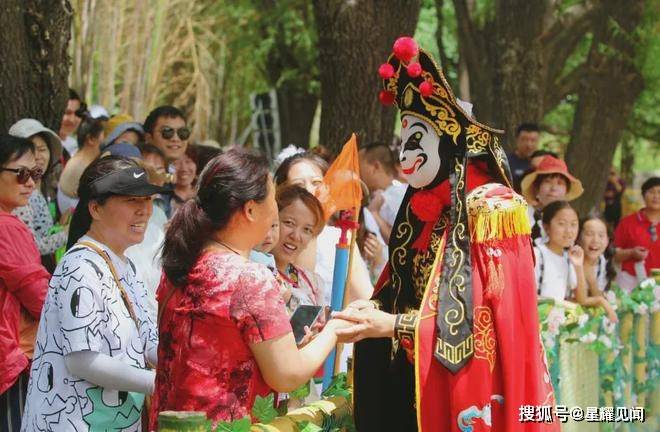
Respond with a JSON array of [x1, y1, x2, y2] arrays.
[[159, 126, 190, 141], [0, 166, 43, 184]]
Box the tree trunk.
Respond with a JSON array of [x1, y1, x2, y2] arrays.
[[565, 0, 645, 216], [492, 0, 547, 146], [313, 0, 421, 153], [277, 86, 318, 148], [0, 0, 72, 132], [450, 0, 597, 148]]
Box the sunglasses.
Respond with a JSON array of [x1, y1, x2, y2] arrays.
[[159, 126, 191, 141], [0, 166, 43, 184]]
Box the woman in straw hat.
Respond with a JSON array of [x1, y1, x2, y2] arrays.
[[520, 155, 584, 245]]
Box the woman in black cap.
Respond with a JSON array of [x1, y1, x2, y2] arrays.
[[22, 156, 168, 432]]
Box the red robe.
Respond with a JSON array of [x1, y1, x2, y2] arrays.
[[354, 183, 559, 432]]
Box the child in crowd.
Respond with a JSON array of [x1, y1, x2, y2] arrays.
[[577, 216, 618, 322], [249, 216, 280, 273], [534, 201, 585, 301]]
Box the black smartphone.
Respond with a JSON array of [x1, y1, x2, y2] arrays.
[[290, 305, 324, 345]]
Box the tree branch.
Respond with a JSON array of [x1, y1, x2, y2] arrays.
[[435, 0, 457, 73], [543, 62, 586, 114], [541, 1, 599, 84], [452, 0, 481, 72]]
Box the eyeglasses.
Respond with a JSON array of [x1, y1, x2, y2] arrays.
[[159, 126, 191, 141], [0, 166, 43, 184]]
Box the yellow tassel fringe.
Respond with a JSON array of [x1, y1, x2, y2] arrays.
[[469, 202, 531, 243]]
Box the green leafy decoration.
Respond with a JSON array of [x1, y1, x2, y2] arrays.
[[215, 416, 251, 432], [321, 373, 350, 400], [251, 393, 278, 424], [295, 420, 323, 432]]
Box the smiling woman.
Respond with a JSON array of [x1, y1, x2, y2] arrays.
[[22, 156, 168, 431], [0, 134, 50, 430], [271, 185, 325, 312]]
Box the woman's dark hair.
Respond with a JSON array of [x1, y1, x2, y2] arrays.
[[194, 144, 222, 176], [162, 147, 271, 287], [69, 88, 88, 118], [274, 152, 329, 186], [276, 185, 325, 235], [67, 156, 140, 249], [533, 173, 571, 194], [76, 116, 104, 147], [0, 134, 34, 167], [578, 214, 616, 289], [541, 200, 576, 226], [137, 143, 166, 161]]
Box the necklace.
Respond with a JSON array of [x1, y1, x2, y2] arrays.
[[213, 239, 242, 256]]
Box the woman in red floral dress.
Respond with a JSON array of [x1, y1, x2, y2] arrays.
[[150, 148, 349, 428]]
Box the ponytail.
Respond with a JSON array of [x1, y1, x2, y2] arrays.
[[161, 199, 220, 286], [160, 148, 270, 287]]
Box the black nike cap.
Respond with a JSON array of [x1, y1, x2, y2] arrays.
[[88, 166, 170, 197]]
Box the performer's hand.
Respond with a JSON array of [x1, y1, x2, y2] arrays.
[[568, 245, 584, 267], [331, 308, 396, 343]]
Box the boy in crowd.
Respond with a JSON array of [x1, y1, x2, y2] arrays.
[[359, 142, 407, 243]]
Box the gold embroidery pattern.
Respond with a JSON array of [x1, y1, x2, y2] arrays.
[[411, 216, 447, 301], [473, 306, 496, 372], [435, 334, 474, 365], [398, 77, 462, 145], [392, 203, 414, 313], [466, 124, 491, 155], [444, 161, 468, 338], [488, 136, 512, 188], [395, 313, 418, 343]]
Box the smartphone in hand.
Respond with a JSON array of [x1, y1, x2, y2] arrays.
[[290, 305, 323, 345]]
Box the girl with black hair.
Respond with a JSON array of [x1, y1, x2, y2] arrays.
[[0, 134, 50, 431], [533, 200, 585, 301], [57, 115, 105, 214], [152, 148, 352, 427], [577, 216, 618, 322], [22, 156, 166, 432]]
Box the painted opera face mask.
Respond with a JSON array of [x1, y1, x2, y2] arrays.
[[399, 115, 444, 189]]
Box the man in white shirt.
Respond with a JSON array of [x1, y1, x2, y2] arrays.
[[359, 142, 407, 243]]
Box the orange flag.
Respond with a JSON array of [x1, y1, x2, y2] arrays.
[[316, 133, 363, 221]]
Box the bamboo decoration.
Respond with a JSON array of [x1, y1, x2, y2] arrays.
[[157, 411, 210, 432]]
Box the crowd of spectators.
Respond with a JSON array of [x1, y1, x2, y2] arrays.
[[0, 88, 657, 430]]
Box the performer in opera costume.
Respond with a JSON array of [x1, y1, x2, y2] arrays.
[[334, 37, 558, 431]]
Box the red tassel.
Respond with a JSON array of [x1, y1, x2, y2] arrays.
[[419, 80, 433, 97], [379, 90, 396, 106], [378, 63, 395, 79], [407, 62, 422, 78], [393, 37, 419, 63]]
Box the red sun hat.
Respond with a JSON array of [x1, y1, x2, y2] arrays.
[[520, 155, 584, 204]]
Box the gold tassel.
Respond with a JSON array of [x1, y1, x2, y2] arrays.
[[469, 201, 531, 244]]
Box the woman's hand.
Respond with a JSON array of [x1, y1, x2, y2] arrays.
[[368, 191, 385, 213], [363, 233, 384, 266], [331, 307, 396, 343], [345, 299, 376, 311], [568, 245, 585, 268], [631, 246, 649, 262], [59, 209, 73, 226], [600, 298, 619, 323]]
